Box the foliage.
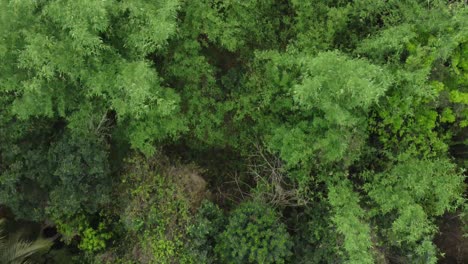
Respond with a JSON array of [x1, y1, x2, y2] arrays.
[[0, 0, 185, 156], [0, 0, 466, 263], [215, 201, 292, 264], [356, 1, 468, 158], [288, 204, 342, 264], [363, 157, 465, 263], [186, 201, 225, 264], [105, 155, 196, 263], [328, 179, 373, 264], [0, 129, 111, 224], [0, 219, 52, 264], [272, 51, 390, 168]]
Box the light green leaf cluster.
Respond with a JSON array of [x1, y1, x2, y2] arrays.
[[269, 51, 391, 176], [0, 0, 185, 155], [328, 180, 373, 264], [364, 158, 465, 262]]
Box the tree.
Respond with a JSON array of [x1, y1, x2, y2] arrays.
[[0, 0, 185, 156], [363, 157, 465, 263], [0, 0, 466, 263], [328, 180, 373, 264], [268, 51, 391, 186]]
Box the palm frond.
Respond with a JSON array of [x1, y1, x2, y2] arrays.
[[0, 219, 52, 263]]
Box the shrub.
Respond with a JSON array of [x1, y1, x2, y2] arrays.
[[186, 201, 225, 263], [215, 201, 292, 264]]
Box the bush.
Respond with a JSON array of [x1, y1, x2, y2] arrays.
[[186, 201, 225, 263], [215, 201, 292, 264]]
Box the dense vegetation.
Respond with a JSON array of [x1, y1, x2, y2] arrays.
[[0, 0, 467, 263]]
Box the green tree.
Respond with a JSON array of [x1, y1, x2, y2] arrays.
[[328, 180, 373, 264], [363, 157, 465, 263], [267, 51, 391, 186], [0, 0, 185, 156], [0, 0, 466, 263]]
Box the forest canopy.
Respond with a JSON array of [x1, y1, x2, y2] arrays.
[[0, 0, 467, 263]]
